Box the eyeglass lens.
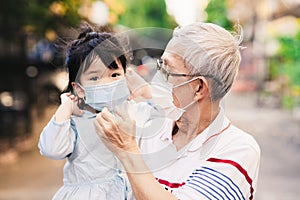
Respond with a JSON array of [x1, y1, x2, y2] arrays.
[[157, 59, 169, 80]]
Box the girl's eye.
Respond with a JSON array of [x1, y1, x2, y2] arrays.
[[90, 76, 99, 81], [111, 73, 121, 77]]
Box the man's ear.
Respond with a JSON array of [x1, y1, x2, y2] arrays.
[[72, 82, 85, 98], [194, 77, 209, 101]]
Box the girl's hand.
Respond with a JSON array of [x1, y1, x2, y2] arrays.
[[54, 93, 83, 123], [61, 93, 84, 116]]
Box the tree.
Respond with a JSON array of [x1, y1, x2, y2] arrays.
[[117, 0, 176, 28], [0, 0, 85, 144], [269, 31, 300, 109], [205, 0, 233, 30]]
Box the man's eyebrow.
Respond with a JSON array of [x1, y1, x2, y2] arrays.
[[161, 58, 170, 66], [164, 59, 176, 69], [160, 57, 169, 62]]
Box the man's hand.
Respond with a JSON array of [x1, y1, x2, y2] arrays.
[[94, 105, 138, 159], [126, 67, 152, 102]]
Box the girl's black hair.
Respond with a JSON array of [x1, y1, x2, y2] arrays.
[[64, 22, 128, 93]]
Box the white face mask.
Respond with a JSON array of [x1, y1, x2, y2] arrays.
[[150, 71, 197, 121], [80, 77, 130, 111]]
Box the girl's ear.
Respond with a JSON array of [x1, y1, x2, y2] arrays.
[[72, 82, 85, 98]]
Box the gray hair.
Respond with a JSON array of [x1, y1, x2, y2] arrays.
[[167, 22, 243, 101]]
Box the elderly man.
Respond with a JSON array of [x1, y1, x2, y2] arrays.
[[94, 22, 261, 200]]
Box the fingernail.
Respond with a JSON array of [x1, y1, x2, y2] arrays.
[[126, 68, 133, 76]]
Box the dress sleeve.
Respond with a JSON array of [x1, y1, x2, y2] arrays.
[[38, 115, 76, 160], [172, 137, 260, 200]]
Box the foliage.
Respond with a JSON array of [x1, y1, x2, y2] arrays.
[[0, 0, 84, 40], [205, 0, 233, 30], [277, 33, 300, 85], [269, 30, 300, 109], [117, 0, 177, 29]]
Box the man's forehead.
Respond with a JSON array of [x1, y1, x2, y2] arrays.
[[162, 52, 184, 63], [165, 37, 186, 57]]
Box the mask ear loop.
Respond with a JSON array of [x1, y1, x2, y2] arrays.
[[172, 76, 201, 89], [77, 97, 86, 110], [75, 83, 86, 101], [181, 99, 197, 110], [74, 82, 87, 109], [173, 77, 202, 111]]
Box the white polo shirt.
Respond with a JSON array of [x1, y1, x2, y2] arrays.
[[139, 107, 261, 200]]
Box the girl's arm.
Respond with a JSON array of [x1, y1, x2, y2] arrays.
[[38, 93, 82, 160]]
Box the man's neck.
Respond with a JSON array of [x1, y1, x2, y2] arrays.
[[172, 100, 220, 150]]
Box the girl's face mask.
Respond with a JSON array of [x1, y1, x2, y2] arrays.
[[79, 77, 130, 112]]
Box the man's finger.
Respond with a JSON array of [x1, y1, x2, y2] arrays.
[[93, 117, 108, 138], [117, 101, 133, 119], [126, 67, 147, 91], [96, 112, 116, 135], [94, 120, 111, 145], [93, 118, 102, 132], [100, 108, 115, 123], [95, 112, 108, 128]]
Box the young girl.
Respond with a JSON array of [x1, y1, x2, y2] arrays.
[[38, 24, 131, 199]]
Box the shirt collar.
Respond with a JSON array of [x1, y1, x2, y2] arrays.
[[159, 107, 230, 150], [187, 106, 230, 152]]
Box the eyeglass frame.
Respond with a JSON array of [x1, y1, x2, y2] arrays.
[[156, 59, 223, 86]]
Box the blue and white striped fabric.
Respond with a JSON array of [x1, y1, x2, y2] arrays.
[[186, 166, 245, 200]]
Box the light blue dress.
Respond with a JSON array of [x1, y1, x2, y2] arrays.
[[38, 111, 127, 200]]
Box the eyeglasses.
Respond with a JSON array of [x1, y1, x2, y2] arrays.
[[156, 59, 223, 85]]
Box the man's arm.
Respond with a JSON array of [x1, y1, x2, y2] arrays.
[[94, 108, 177, 200], [121, 149, 178, 200]]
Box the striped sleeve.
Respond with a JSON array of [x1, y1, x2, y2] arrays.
[[173, 159, 255, 200]]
